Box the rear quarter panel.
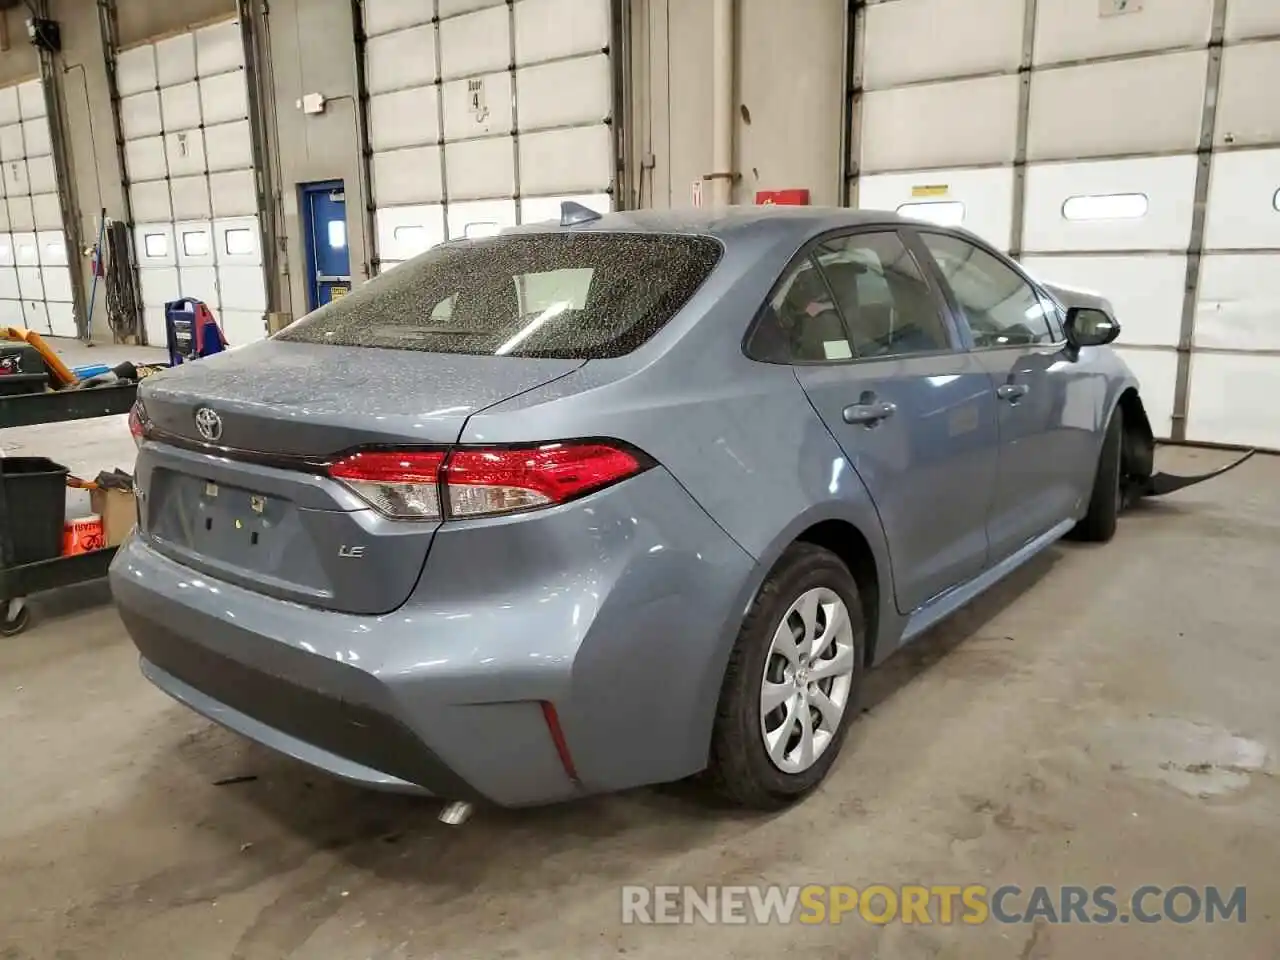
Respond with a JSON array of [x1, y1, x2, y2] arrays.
[[461, 226, 902, 665]]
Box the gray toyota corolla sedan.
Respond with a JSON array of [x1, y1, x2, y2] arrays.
[[112, 204, 1242, 810]]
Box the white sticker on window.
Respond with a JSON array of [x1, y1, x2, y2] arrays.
[[823, 339, 853, 361], [1061, 193, 1148, 221]]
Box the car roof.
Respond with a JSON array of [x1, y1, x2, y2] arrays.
[[499, 205, 914, 244]]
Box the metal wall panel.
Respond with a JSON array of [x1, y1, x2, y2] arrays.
[[1194, 254, 1280, 351], [1214, 42, 1280, 147], [1185, 354, 1280, 448], [363, 0, 432, 37], [1033, 0, 1212, 64], [860, 76, 1020, 172], [856, 0, 1280, 446], [858, 167, 1015, 251], [121, 19, 267, 346], [0, 78, 73, 337], [1022, 155, 1198, 253], [1026, 53, 1207, 160], [1202, 148, 1280, 249], [1224, 0, 1280, 40], [360, 0, 617, 270], [862, 0, 1023, 89], [1021, 254, 1187, 347]]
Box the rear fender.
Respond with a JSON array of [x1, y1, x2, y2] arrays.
[[690, 498, 899, 764]]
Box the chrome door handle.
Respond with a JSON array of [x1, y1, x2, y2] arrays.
[[996, 383, 1029, 402], [843, 400, 897, 425]]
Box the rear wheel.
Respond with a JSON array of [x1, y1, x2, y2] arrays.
[[1072, 408, 1124, 543], [707, 544, 865, 809]]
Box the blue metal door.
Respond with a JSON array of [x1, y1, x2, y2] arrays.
[[302, 181, 351, 310]]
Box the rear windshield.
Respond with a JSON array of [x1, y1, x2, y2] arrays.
[[276, 232, 723, 359]]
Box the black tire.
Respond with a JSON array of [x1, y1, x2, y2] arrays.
[[707, 543, 866, 809], [1072, 408, 1123, 543], [0, 602, 30, 638]]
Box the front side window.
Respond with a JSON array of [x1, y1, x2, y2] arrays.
[[918, 233, 1054, 348], [815, 232, 952, 358], [277, 233, 722, 359]]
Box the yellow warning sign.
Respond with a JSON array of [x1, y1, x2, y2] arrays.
[[330, 286, 349, 299], [910, 184, 950, 198]]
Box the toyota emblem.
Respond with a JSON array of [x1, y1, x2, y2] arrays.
[[194, 406, 223, 443]]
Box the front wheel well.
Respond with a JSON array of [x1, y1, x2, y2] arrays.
[[1117, 387, 1155, 480], [795, 520, 881, 666]]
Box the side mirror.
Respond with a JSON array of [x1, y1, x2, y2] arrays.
[[1063, 306, 1120, 349]]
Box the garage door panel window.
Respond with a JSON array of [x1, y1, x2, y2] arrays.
[[1061, 193, 1149, 221], [920, 233, 1054, 348], [181, 230, 210, 257], [125, 21, 267, 345], [143, 233, 169, 258], [361, 1, 615, 266], [896, 200, 966, 228], [816, 232, 954, 359]]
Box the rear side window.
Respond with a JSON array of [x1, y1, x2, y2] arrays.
[[748, 256, 851, 363], [276, 233, 722, 359], [746, 230, 952, 363], [814, 232, 952, 358]]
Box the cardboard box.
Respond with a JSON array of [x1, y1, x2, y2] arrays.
[[90, 487, 137, 547]]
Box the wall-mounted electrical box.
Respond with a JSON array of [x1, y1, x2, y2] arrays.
[[25, 18, 61, 53], [296, 93, 327, 115]]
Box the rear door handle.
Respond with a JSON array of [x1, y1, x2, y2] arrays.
[[996, 383, 1029, 402], [843, 400, 897, 426]]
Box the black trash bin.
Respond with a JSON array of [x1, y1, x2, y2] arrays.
[[0, 457, 69, 565]]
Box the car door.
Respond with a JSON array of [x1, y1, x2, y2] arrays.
[[753, 229, 1000, 615], [912, 230, 1082, 562]]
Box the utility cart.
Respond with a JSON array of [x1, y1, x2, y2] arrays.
[[0, 381, 139, 636]]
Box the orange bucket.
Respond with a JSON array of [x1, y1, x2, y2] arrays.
[[63, 514, 106, 556]]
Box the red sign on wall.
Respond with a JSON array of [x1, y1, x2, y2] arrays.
[[756, 189, 811, 206]]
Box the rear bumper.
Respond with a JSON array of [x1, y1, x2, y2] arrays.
[[110, 467, 756, 807]]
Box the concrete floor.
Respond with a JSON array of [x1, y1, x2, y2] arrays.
[[1, 349, 1277, 957]]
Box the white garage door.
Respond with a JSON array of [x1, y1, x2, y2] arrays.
[[360, 0, 616, 271], [855, 0, 1280, 450], [0, 79, 77, 340], [115, 18, 267, 348]]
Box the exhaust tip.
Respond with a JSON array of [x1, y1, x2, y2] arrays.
[[438, 801, 473, 826]]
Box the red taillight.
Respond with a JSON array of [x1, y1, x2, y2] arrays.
[[444, 443, 645, 518], [327, 450, 447, 520], [325, 441, 647, 521], [128, 401, 149, 447]]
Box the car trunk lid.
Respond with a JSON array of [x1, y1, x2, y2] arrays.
[[135, 339, 583, 615]]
